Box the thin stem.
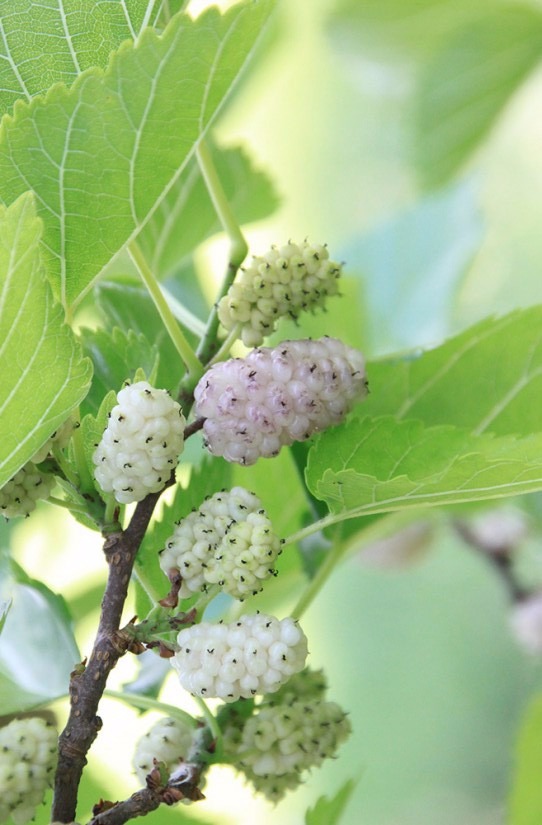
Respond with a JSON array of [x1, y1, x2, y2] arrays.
[[104, 690, 198, 729], [194, 140, 248, 367], [193, 695, 222, 753], [128, 241, 202, 378], [196, 140, 248, 270], [207, 323, 241, 366], [290, 530, 345, 620], [132, 565, 163, 606], [290, 510, 424, 620], [159, 284, 206, 337], [48, 496, 88, 517]]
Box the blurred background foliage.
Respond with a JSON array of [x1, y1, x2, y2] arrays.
[[5, 0, 542, 823]]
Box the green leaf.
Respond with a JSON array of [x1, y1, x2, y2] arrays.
[[415, 5, 542, 187], [138, 141, 279, 280], [343, 179, 483, 354], [80, 326, 159, 417], [0, 192, 92, 487], [0, 0, 153, 115], [305, 779, 357, 825], [362, 307, 542, 438], [95, 280, 188, 394], [509, 693, 542, 825], [0, 0, 276, 310], [0, 554, 79, 714], [306, 415, 542, 519]]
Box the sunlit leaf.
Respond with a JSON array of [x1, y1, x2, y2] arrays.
[[0, 0, 153, 114], [0, 0, 276, 310], [307, 415, 542, 519], [0, 192, 92, 487], [415, 5, 542, 187], [363, 307, 542, 437]]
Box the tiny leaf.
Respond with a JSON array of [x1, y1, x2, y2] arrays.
[[305, 779, 357, 825]]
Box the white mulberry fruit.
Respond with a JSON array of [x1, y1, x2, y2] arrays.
[[236, 698, 351, 801], [133, 717, 194, 784], [0, 717, 57, 825], [0, 463, 55, 519], [93, 382, 186, 504], [171, 614, 308, 702], [159, 487, 282, 600], [217, 241, 341, 347], [194, 337, 367, 465]]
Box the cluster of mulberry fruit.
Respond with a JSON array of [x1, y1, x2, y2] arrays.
[[159, 487, 282, 600], [171, 613, 308, 703], [223, 668, 350, 802], [0, 717, 57, 825], [217, 241, 341, 347], [194, 337, 367, 465], [93, 381, 186, 504]]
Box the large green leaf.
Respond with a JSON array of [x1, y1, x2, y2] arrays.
[[0, 0, 154, 115], [0, 192, 92, 487], [362, 307, 542, 438], [415, 5, 542, 187], [306, 415, 542, 518], [138, 141, 279, 280], [0, 554, 79, 714], [0, 0, 276, 310], [509, 693, 542, 825]]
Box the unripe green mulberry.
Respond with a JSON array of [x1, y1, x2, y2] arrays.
[[0, 717, 57, 824], [235, 698, 350, 802], [133, 717, 194, 784], [159, 487, 282, 600], [0, 463, 55, 519], [218, 241, 341, 346]]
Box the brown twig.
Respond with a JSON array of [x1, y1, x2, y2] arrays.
[[453, 519, 529, 603], [51, 489, 167, 823]]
